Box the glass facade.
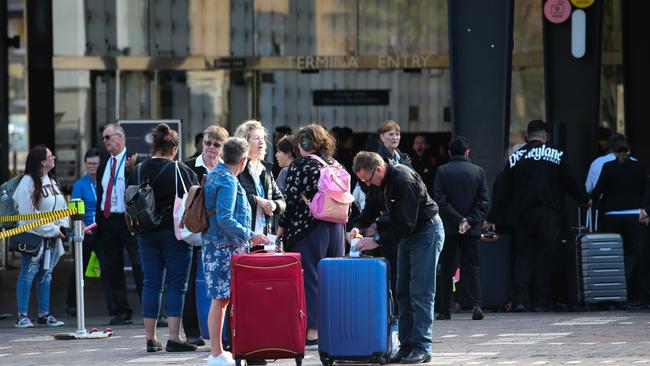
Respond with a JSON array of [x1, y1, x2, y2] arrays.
[[3, 0, 619, 182]]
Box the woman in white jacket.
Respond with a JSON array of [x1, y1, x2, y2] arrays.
[[13, 145, 69, 328]]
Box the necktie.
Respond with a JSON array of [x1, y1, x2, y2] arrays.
[[103, 157, 117, 218]]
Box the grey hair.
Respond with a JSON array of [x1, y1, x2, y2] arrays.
[[104, 122, 125, 137], [222, 137, 249, 165], [353, 151, 383, 174]]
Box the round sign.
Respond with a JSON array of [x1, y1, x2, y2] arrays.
[[544, 0, 571, 24], [571, 0, 595, 9]]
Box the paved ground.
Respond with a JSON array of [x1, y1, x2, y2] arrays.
[[1, 310, 650, 365], [2, 253, 650, 365]]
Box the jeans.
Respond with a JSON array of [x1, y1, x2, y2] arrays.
[[138, 228, 192, 319], [396, 216, 445, 354], [17, 242, 62, 315]]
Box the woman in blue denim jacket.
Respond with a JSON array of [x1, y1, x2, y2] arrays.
[[202, 137, 268, 366]]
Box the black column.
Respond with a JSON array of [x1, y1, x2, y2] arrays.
[[26, 0, 54, 150], [543, 2, 603, 179], [0, 3, 8, 182], [448, 0, 514, 189], [622, 1, 650, 172]]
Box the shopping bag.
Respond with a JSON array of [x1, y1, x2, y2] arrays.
[[85, 251, 101, 278], [174, 162, 203, 246]]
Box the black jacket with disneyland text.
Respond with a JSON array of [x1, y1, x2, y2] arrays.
[[355, 162, 439, 246], [492, 140, 589, 220]]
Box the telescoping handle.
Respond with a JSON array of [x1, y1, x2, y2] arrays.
[[578, 207, 598, 234]]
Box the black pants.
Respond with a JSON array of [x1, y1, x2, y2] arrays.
[[101, 214, 144, 316], [636, 225, 650, 303], [601, 214, 642, 300], [376, 221, 399, 315], [182, 246, 201, 338], [513, 206, 558, 308], [436, 235, 482, 313], [66, 233, 114, 312]]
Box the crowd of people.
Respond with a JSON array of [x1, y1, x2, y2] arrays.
[[7, 118, 650, 366]]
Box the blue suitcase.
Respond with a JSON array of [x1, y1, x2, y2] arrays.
[[196, 254, 232, 347], [318, 257, 395, 365]]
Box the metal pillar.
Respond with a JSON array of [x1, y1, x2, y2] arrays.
[[622, 1, 650, 172], [26, 0, 55, 150], [447, 0, 514, 190]]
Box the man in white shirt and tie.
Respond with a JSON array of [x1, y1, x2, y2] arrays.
[[96, 123, 144, 325]]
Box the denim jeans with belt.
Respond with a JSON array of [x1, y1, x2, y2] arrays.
[[396, 215, 445, 354], [137, 228, 192, 319], [17, 242, 62, 315]]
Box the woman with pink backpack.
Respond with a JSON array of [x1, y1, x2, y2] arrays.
[[277, 124, 354, 350]]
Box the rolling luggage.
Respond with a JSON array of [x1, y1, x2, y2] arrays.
[[230, 252, 306, 366], [318, 257, 395, 366], [196, 254, 232, 347], [557, 208, 627, 306]]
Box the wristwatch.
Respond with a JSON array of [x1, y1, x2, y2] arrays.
[[373, 234, 382, 245]]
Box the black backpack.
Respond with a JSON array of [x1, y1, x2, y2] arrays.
[[124, 161, 171, 234]]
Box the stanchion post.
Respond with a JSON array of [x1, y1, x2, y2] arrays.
[[68, 199, 86, 336]]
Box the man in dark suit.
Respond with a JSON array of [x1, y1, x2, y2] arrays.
[[96, 123, 144, 325], [433, 136, 490, 320]]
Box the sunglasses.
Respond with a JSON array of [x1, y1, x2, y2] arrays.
[[102, 133, 120, 141], [360, 166, 377, 186], [204, 141, 223, 148]]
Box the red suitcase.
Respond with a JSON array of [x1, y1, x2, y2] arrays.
[[230, 252, 306, 366]]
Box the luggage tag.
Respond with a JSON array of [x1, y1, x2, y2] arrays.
[[264, 234, 277, 253]]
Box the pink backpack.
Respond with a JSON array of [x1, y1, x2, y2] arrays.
[[300, 154, 355, 224]]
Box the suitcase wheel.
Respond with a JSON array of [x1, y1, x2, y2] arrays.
[[320, 357, 332, 366], [235, 358, 243, 366], [295, 357, 303, 366], [378, 355, 388, 365]]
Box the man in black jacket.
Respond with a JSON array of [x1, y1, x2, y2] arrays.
[[96, 123, 144, 325], [433, 136, 490, 320], [351, 152, 444, 364], [487, 120, 590, 312]]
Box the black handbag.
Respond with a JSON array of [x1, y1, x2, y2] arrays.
[[9, 232, 44, 257]]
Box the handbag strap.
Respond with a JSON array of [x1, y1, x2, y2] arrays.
[[175, 161, 188, 196]]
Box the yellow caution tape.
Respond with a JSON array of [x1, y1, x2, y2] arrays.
[[0, 208, 77, 239]]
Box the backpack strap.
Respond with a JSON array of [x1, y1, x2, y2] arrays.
[[149, 160, 172, 185]]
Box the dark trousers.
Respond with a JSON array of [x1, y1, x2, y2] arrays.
[[293, 221, 345, 329], [601, 214, 642, 300], [637, 225, 650, 303], [513, 206, 557, 308], [436, 235, 482, 313], [376, 221, 399, 314], [101, 214, 144, 316], [182, 246, 201, 338], [66, 233, 114, 312]]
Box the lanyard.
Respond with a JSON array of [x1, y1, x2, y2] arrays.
[[109, 153, 126, 188]]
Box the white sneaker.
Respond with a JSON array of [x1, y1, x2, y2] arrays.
[[208, 353, 236, 366], [37, 314, 64, 327], [15, 315, 34, 328]]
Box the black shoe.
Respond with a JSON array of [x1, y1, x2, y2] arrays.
[[165, 339, 198, 352], [186, 336, 205, 346], [109, 313, 133, 325], [513, 303, 526, 313], [390, 347, 412, 363], [472, 307, 484, 320], [246, 359, 268, 365], [156, 315, 168, 328], [400, 349, 431, 364], [146, 339, 163, 352], [435, 312, 451, 320]]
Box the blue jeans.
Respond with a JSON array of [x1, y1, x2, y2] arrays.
[[137, 228, 192, 318], [396, 216, 445, 354], [17, 242, 62, 315]]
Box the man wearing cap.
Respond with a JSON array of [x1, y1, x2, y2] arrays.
[[487, 120, 590, 312]]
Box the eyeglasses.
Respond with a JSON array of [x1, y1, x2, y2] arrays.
[[360, 166, 377, 186], [102, 133, 120, 141], [204, 140, 223, 148]]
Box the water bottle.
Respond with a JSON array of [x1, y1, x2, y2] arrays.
[[349, 233, 362, 257]]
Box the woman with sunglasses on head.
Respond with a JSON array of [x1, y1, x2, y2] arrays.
[[181, 123, 229, 346], [13, 145, 69, 328]]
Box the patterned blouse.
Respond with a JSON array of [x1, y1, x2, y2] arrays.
[[279, 154, 334, 248]]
